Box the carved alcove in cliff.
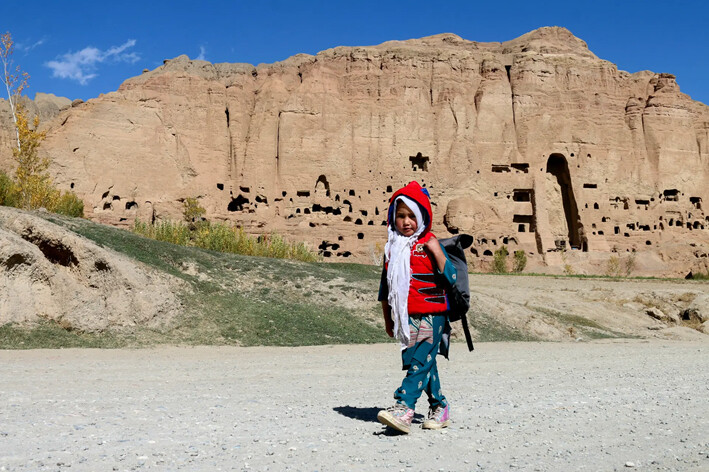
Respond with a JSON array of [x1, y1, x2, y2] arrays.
[[546, 154, 586, 251]]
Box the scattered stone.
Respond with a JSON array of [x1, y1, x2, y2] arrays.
[[646, 307, 679, 324], [699, 321, 709, 335], [685, 295, 709, 323]]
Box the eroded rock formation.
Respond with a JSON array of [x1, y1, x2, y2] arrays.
[[0, 206, 184, 331], [1, 27, 708, 276]]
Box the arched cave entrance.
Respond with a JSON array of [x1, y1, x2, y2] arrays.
[[546, 153, 586, 251]]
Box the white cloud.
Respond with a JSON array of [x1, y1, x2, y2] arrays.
[[46, 39, 140, 85], [17, 39, 45, 54], [196, 46, 207, 61]]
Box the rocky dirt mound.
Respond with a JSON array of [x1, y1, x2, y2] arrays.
[[0, 207, 184, 332], [467, 274, 709, 341]]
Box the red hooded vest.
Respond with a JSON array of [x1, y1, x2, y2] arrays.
[[386, 181, 448, 315]]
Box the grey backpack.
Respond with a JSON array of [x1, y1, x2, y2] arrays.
[[439, 234, 474, 351]]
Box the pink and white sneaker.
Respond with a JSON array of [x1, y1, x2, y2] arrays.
[[377, 403, 414, 434], [422, 404, 450, 429]]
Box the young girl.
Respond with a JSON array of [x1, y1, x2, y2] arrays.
[[377, 181, 457, 434]]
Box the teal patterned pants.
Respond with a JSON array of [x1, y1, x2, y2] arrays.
[[394, 314, 447, 410]]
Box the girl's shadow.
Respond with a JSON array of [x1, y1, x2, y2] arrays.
[[333, 405, 424, 430], [333, 405, 381, 423]]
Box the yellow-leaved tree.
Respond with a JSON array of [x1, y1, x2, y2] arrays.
[[1, 31, 28, 151], [13, 103, 53, 209], [0, 31, 83, 216]]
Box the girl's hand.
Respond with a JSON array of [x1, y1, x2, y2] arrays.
[[382, 301, 394, 337], [423, 236, 446, 272], [423, 235, 441, 253]]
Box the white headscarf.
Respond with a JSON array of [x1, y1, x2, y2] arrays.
[[385, 195, 425, 350]]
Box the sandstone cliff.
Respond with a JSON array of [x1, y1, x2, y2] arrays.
[[1, 27, 708, 276]]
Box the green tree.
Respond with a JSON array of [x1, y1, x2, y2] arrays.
[[512, 250, 527, 273], [492, 245, 509, 273], [183, 197, 206, 222]]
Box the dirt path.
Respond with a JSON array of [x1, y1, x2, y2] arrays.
[[1, 340, 708, 471]]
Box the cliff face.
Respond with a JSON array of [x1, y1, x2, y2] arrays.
[[2, 27, 708, 276]]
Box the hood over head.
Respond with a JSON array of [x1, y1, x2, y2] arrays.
[[387, 181, 433, 235]]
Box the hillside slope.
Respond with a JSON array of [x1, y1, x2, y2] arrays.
[[1, 209, 707, 348]]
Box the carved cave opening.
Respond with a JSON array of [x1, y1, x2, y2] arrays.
[[512, 189, 532, 202], [546, 153, 585, 251], [228, 194, 250, 212], [409, 152, 429, 172], [513, 214, 535, 233], [315, 175, 331, 197], [663, 189, 679, 201]]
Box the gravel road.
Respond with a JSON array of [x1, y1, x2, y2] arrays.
[[1, 340, 708, 471]]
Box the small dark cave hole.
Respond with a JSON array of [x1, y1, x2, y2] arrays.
[[23, 236, 78, 267], [227, 194, 250, 212], [95, 260, 110, 271], [4, 253, 28, 270], [125, 201, 138, 210]]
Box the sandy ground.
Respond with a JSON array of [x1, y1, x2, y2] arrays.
[[1, 340, 708, 472]]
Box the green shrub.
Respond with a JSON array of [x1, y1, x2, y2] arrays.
[[50, 191, 84, 217], [133, 219, 192, 246], [563, 263, 575, 276], [624, 251, 637, 276], [492, 245, 509, 273], [0, 170, 18, 206], [606, 254, 622, 277], [0, 169, 83, 217], [132, 219, 320, 263], [512, 250, 527, 272], [183, 196, 206, 229]]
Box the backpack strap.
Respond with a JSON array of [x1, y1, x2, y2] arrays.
[[461, 313, 474, 351]]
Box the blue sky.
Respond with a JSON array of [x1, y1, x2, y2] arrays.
[[2, 0, 708, 104]]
